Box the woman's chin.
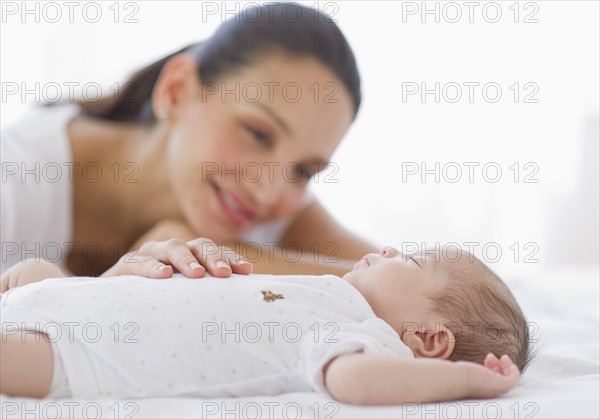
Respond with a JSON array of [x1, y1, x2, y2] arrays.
[[194, 220, 239, 243]]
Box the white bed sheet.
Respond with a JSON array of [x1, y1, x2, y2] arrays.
[[2, 267, 599, 419]]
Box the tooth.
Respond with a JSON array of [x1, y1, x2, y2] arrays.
[[222, 190, 242, 213]]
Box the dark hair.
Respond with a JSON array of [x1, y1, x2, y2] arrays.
[[79, 2, 361, 123], [428, 254, 534, 373]]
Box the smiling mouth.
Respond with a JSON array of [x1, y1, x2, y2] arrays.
[[210, 181, 256, 226]]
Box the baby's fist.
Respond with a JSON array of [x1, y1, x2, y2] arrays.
[[459, 353, 521, 399], [0, 259, 65, 292]]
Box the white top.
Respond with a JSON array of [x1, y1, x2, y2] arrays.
[[1, 105, 77, 275], [0, 273, 413, 398], [0, 104, 315, 275]]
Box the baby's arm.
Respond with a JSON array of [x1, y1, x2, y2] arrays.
[[0, 259, 61, 397], [0, 330, 54, 398], [324, 352, 520, 405], [0, 259, 66, 293]]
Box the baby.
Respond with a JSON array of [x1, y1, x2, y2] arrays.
[[0, 246, 529, 405]]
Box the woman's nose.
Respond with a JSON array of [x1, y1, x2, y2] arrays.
[[380, 246, 398, 258], [249, 169, 286, 210]]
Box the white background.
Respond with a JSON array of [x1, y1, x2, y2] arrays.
[[1, 0, 598, 277]]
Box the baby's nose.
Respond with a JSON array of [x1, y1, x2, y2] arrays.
[[380, 246, 398, 257]]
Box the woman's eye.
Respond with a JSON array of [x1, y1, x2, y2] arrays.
[[296, 165, 313, 181], [246, 126, 271, 146], [300, 166, 313, 180]]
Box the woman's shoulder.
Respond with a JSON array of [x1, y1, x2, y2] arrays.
[[0, 104, 79, 275], [4, 102, 81, 127]]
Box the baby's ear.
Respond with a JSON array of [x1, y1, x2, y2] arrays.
[[401, 327, 455, 359]]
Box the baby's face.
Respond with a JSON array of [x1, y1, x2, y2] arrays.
[[343, 246, 450, 335]]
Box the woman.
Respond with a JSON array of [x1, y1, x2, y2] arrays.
[[1, 3, 377, 278]]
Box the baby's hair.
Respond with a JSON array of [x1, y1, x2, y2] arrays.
[[428, 254, 534, 372]]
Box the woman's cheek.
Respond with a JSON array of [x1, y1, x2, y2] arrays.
[[272, 188, 306, 219]]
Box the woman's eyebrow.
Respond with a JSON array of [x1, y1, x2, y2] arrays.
[[255, 102, 290, 135], [304, 159, 329, 170]]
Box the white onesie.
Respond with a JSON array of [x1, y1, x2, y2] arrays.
[[0, 273, 413, 399]]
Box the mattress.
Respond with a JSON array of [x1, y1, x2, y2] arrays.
[[1, 267, 598, 418]]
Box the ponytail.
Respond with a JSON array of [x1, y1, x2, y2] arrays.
[[77, 44, 196, 122]]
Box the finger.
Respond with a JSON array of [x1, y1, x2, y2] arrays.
[[141, 258, 174, 279], [218, 246, 254, 276], [135, 240, 201, 277], [510, 365, 522, 382], [118, 254, 173, 279], [484, 353, 500, 369], [153, 239, 206, 278], [187, 238, 233, 278], [503, 363, 521, 383], [507, 364, 521, 377], [228, 254, 253, 275], [500, 354, 514, 369]]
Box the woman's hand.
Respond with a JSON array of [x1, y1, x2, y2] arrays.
[[1, 259, 66, 292], [101, 237, 253, 279], [459, 353, 521, 399]]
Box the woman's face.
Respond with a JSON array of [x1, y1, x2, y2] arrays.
[[165, 53, 355, 241]]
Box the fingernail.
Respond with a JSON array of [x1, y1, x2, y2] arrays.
[[235, 259, 250, 265], [157, 264, 169, 271], [216, 260, 231, 269], [189, 262, 203, 270]]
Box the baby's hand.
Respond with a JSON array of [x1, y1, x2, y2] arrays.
[[458, 353, 521, 399], [0, 259, 66, 292]]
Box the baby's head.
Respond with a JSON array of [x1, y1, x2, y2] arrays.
[[343, 245, 532, 372]]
